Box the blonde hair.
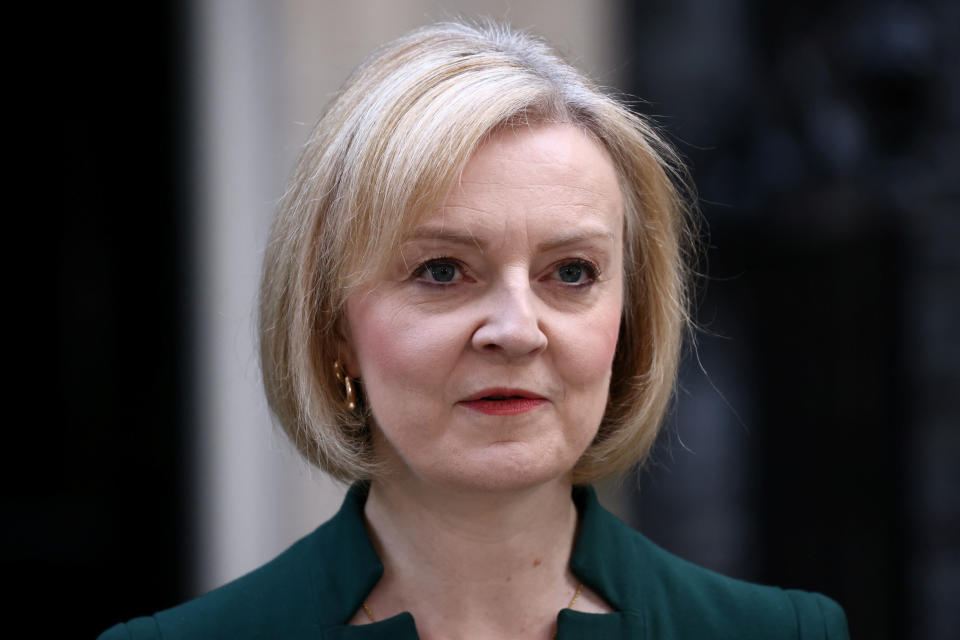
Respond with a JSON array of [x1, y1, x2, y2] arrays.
[[259, 21, 695, 484]]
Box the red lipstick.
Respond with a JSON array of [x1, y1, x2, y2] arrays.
[[459, 388, 548, 416]]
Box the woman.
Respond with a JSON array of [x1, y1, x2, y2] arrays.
[[101, 21, 849, 639]]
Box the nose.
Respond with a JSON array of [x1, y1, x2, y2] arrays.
[[471, 274, 548, 358]]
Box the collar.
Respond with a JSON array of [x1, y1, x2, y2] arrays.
[[311, 484, 641, 639]]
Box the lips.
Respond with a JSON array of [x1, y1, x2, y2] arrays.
[[458, 388, 549, 416]]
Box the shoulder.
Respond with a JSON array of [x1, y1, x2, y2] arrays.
[[98, 487, 380, 640], [638, 535, 849, 639], [98, 523, 331, 640], [572, 486, 850, 639]]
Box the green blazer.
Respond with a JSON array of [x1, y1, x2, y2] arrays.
[[100, 485, 849, 639]]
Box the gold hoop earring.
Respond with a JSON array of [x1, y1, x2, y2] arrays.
[[333, 360, 357, 411]]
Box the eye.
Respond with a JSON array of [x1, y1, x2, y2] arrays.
[[413, 258, 464, 284], [552, 259, 598, 286]]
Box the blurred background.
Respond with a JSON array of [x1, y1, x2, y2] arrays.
[[17, 0, 957, 637]]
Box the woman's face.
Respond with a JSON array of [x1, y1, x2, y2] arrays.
[[343, 123, 624, 492]]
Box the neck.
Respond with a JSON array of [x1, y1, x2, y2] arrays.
[[360, 475, 580, 639]]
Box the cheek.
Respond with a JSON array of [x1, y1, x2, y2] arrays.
[[347, 297, 468, 396], [563, 295, 622, 382]]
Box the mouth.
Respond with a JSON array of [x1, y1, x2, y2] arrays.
[[458, 388, 549, 416]]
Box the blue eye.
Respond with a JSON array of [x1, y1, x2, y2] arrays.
[[427, 262, 457, 282], [415, 258, 462, 284], [558, 263, 584, 283], [555, 260, 597, 285]]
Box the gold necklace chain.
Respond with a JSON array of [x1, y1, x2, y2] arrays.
[[361, 582, 584, 633]]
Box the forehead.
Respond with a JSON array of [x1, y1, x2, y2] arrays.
[[407, 123, 624, 245]]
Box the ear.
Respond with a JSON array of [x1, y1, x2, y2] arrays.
[[335, 321, 361, 379]]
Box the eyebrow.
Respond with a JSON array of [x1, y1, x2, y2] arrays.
[[535, 230, 616, 252], [403, 226, 615, 252], [404, 228, 483, 248]]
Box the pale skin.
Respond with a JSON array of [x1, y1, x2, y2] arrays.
[[342, 123, 620, 638]]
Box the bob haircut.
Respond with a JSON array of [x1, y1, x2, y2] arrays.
[[259, 21, 694, 484]]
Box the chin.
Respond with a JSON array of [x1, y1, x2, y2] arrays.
[[423, 443, 579, 493]]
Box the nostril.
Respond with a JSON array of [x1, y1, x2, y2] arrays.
[[470, 288, 548, 357], [474, 326, 547, 357]]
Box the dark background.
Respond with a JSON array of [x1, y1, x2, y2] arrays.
[[13, 1, 957, 637], [618, 2, 959, 639]]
